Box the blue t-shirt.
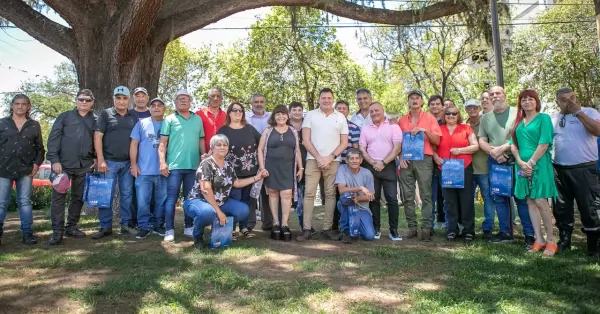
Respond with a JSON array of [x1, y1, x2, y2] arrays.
[[130, 117, 163, 175]]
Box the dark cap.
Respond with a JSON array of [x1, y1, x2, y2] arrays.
[[149, 98, 165, 106], [407, 90, 423, 99], [133, 87, 148, 95]]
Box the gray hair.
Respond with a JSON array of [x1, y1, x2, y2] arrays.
[[556, 87, 574, 98], [345, 148, 363, 159], [208, 87, 223, 97], [210, 134, 229, 150], [356, 88, 372, 97], [251, 93, 266, 104]]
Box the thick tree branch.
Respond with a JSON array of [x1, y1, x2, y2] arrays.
[[155, 0, 471, 45], [44, 0, 86, 28], [0, 0, 76, 60]]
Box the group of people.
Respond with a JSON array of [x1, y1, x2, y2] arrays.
[[0, 84, 598, 258]]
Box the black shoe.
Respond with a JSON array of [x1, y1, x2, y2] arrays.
[[65, 228, 86, 238], [464, 233, 475, 243], [583, 229, 600, 257], [92, 228, 113, 240], [557, 229, 572, 252], [271, 225, 281, 240], [281, 226, 292, 242], [120, 225, 137, 235], [152, 226, 166, 237], [323, 229, 341, 241], [48, 231, 63, 245], [193, 236, 204, 249], [482, 230, 493, 241], [524, 235, 536, 249], [136, 229, 150, 239], [296, 229, 312, 242], [310, 227, 317, 235], [341, 230, 352, 244], [446, 232, 457, 241], [490, 232, 513, 243], [22, 233, 37, 245], [388, 229, 402, 241]]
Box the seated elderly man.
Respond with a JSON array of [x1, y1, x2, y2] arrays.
[[335, 148, 376, 243]]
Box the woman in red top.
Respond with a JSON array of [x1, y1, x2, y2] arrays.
[[433, 106, 479, 241]]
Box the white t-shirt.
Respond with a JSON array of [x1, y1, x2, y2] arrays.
[[551, 107, 600, 166], [302, 109, 349, 161]]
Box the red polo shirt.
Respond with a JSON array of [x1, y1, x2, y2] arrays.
[[398, 110, 441, 156], [196, 107, 226, 152], [436, 123, 474, 169]]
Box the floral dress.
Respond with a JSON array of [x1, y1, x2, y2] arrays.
[[187, 156, 237, 206]]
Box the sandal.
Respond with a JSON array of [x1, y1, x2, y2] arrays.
[[543, 242, 558, 257], [241, 228, 250, 237], [464, 233, 474, 242], [281, 226, 292, 242], [271, 225, 281, 240], [528, 241, 546, 253], [446, 232, 457, 241], [232, 231, 238, 241]]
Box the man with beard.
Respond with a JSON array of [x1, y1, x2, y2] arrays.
[[478, 86, 534, 245]]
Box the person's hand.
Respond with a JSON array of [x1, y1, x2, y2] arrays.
[[91, 159, 97, 170], [373, 161, 385, 171], [97, 159, 108, 173], [399, 159, 410, 169], [490, 146, 505, 158], [495, 154, 508, 164], [130, 163, 141, 178], [411, 127, 426, 136], [201, 153, 211, 159], [30, 164, 39, 177], [353, 195, 359, 204], [296, 168, 303, 180], [318, 155, 334, 168], [52, 162, 62, 175], [360, 186, 375, 201], [434, 156, 444, 166], [160, 162, 169, 177], [216, 210, 227, 226], [450, 148, 461, 156], [522, 168, 533, 177], [564, 98, 581, 114]]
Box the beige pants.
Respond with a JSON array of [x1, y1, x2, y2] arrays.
[[302, 159, 340, 230]]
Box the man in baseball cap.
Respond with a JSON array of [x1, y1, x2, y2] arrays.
[[133, 87, 151, 119], [113, 86, 130, 97]]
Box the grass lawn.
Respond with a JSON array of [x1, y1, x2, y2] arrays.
[[0, 204, 599, 313]]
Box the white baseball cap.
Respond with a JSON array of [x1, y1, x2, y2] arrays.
[[174, 89, 192, 100], [464, 99, 479, 107]]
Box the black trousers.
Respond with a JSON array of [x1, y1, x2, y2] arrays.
[[441, 164, 474, 236], [365, 162, 400, 231], [433, 167, 446, 223], [553, 162, 600, 232], [50, 167, 89, 232]]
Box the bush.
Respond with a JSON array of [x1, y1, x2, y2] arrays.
[[7, 186, 71, 212]]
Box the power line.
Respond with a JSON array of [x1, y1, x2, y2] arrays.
[[0, 63, 41, 77]]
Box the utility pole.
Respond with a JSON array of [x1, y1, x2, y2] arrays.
[[490, 0, 504, 87]]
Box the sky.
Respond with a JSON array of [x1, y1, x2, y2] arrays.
[[0, 7, 372, 95]]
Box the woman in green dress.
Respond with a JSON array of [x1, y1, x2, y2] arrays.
[[510, 89, 558, 256]]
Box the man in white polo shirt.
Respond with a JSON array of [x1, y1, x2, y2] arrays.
[[551, 87, 600, 257], [297, 88, 349, 241]]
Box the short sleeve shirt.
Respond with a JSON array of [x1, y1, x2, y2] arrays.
[[342, 120, 361, 159], [197, 107, 226, 153], [187, 156, 237, 206], [160, 112, 205, 170], [302, 109, 349, 161], [478, 106, 517, 149], [436, 124, 474, 169], [398, 110, 442, 156], [469, 120, 488, 174], [130, 118, 162, 175], [551, 108, 600, 165], [247, 111, 271, 134], [217, 124, 261, 177], [359, 119, 403, 161], [96, 108, 139, 162], [135, 109, 151, 120], [334, 164, 374, 209]]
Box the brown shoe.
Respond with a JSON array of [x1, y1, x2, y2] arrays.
[[296, 229, 312, 242], [421, 228, 432, 242], [403, 228, 418, 239]]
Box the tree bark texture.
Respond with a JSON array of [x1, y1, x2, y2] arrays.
[[0, 0, 481, 107]]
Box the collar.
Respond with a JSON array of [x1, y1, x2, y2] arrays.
[[175, 111, 195, 116], [318, 108, 338, 116], [72, 107, 94, 117], [110, 107, 132, 116], [366, 118, 389, 127], [202, 107, 225, 115], [247, 111, 270, 119]]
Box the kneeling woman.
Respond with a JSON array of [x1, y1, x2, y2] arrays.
[[184, 134, 268, 248]]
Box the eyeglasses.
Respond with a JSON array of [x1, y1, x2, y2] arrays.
[[559, 115, 566, 128], [230, 109, 243, 113], [445, 112, 459, 116], [77, 98, 93, 103]]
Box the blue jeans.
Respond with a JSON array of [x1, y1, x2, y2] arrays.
[[165, 169, 195, 230], [229, 185, 252, 230], [183, 198, 249, 238], [0, 176, 33, 235], [135, 175, 167, 230], [488, 157, 534, 236], [473, 174, 495, 231], [337, 197, 375, 241], [97, 160, 134, 229]]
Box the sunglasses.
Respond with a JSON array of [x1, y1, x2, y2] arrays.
[[77, 98, 93, 103], [445, 112, 459, 116], [230, 108, 243, 113]]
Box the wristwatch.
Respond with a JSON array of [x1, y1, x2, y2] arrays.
[[332, 153, 339, 159], [382, 160, 388, 167]]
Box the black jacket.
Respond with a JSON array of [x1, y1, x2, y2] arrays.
[[0, 116, 45, 179], [46, 108, 97, 169]]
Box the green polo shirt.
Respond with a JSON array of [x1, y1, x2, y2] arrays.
[[478, 106, 517, 153], [160, 112, 205, 170], [469, 120, 488, 175]]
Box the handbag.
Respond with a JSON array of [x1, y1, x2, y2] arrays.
[[401, 131, 425, 160], [83, 172, 115, 208], [210, 216, 234, 249], [490, 164, 513, 196], [441, 159, 465, 188]]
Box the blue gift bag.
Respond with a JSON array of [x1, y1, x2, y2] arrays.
[[490, 164, 513, 196], [83, 173, 115, 208], [401, 132, 425, 160], [296, 184, 304, 218], [210, 216, 234, 249], [348, 205, 360, 237], [441, 159, 465, 188]]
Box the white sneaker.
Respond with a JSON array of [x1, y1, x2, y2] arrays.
[[184, 227, 194, 238], [374, 231, 382, 240], [164, 229, 175, 242]]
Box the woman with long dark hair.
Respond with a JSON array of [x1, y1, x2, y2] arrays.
[[510, 89, 558, 256], [216, 102, 261, 237]]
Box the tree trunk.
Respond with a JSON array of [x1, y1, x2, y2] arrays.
[[595, 0, 600, 54]]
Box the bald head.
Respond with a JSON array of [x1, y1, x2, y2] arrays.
[[369, 102, 385, 124]]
